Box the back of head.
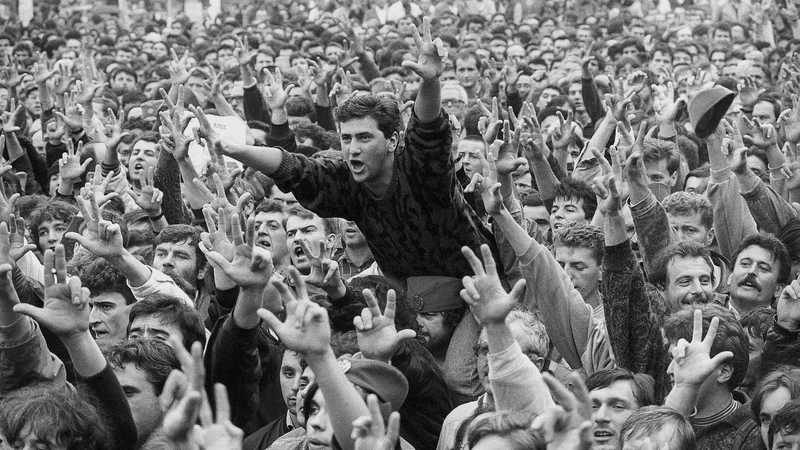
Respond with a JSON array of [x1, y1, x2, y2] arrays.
[[586, 368, 656, 408], [0, 385, 113, 450], [620, 406, 695, 450], [664, 304, 749, 390], [127, 295, 206, 349]]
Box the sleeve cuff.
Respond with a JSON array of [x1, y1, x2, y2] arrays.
[[270, 149, 299, 181]]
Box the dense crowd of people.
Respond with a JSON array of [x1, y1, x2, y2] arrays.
[[2, 0, 800, 448]]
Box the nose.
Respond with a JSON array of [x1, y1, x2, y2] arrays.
[[594, 404, 610, 424], [688, 278, 703, 294], [89, 308, 101, 325], [161, 255, 175, 269]]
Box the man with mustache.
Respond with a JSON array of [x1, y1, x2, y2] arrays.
[[726, 234, 791, 316]]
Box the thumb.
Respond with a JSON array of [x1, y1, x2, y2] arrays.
[[792, 202, 800, 217], [508, 279, 527, 302], [396, 329, 417, 342], [79, 158, 93, 170], [401, 60, 422, 73], [257, 308, 283, 332], [12, 303, 47, 323], [709, 350, 734, 367], [64, 231, 91, 249]]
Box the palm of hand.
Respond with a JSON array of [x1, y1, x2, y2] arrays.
[[784, 120, 800, 144], [472, 277, 514, 322], [552, 126, 572, 149], [82, 224, 124, 258], [135, 187, 161, 215], [267, 86, 289, 110], [208, 231, 235, 262], [196, 424, 242, 450], [672, 346, 715, 386], [61, 157, 86, 180], [739, 87, 759, 106], [42, 285, 90, 335], [415, 43, 444, 80], [281, 304, 331, 355], [358, 317, 401, 360], [226, 244, 272, 286], [494, 147, 520, 176], [786, 162, 800, 190]]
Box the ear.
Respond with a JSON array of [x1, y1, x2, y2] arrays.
[[774, 283, 786, 301], [715, 362, 734, 385], [388, 131, 401, 153], [197, 266, 205, 280], [325, 233, 337, 252], [705, 227, 715, 247], [668, 170, 678, 187]]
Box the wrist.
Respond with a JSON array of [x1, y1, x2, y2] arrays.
[[149, 211, 164, 221], [59, 328, 93, 346]]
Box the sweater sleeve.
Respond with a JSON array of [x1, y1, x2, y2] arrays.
[[517, 238, 593, 371], [315, 104, 337, 132], [266, 121, 297, 153], [707, 167, 758, 261], [204, 314, 263, 428], [761, 317, 800, 378], [630, 191, 675, 277], [488, 341, 555, 413], [154, 145, 190, 225], [601, 240, 670, 402], [77, 364, 138, 450], [581, 76, 605, 129], [740, 176, 799, 234], [243, 84, 271, 124], [401, 109, 455, 204]]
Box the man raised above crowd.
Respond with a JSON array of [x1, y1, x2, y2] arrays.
[[208, 17, 497, 280]]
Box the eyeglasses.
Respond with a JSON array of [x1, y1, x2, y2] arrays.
[[443, 99, 466, 107]]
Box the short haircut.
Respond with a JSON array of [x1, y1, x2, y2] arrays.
[[27, 200, 79, 251], [768, 399, 800, 448], [553, 179, 598, 220], [553, 222, 604, 264], [454, 49, 479, 70], [154, 224, 207, 278], [643, 139, 681, 175], [740, 306, 774, 343], [650, 241, 714, 289], [586, 368, 656, 408], [111, 65, 137, 83], [285, 204, 337, 236], [104, 339, 180, 396], [466, 411, 544, 450], [732, 233, 792, 285], [651, 44, 673, 60], [505, 308, 549, 358], [127, 295, 206, 349], [664, 304, 749, 390], [334, 95, 401, 139], [79, 258, 137, 305], [662, 191, 713, 230], [620, 406, 695, 450], [255, 199, 287, 216], [751, 367, 800, 424], [0, 386, 113, 450]]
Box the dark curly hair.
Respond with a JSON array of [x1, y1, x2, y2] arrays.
[[335, 95, 401, 139], [104, 339, 180, 396], [127, 295, 207, 349], [27, 199, 79, 252], [78, 258, 136, 305], [0, 386, 113, 450], [154, 225, 207, 281]]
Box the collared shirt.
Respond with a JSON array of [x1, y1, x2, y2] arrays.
[[337, 253, 376, 281]]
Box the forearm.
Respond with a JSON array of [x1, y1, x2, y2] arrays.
[[485, 322, 516, 355], [586, 115, 614, 156], [307, 349, 370, 450], [225, 144, 284, 176], [106, 251, 151, 288], [241, 64, 257, 89], [493, 207, 534, 256], [664, 384, 698, 416], [414, 78, 441, 124], [705, 137, 729, 173], [61, 330, 106, 378], [529, 155, 560, 201], [603, 211, 628, 247], [210, 94, 240, 118], [177, 159, 210, 210], [232, 286, 265, 330], [4, 129, 26, 162]]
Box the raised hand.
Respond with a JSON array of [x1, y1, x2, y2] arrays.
[[263, 68, 295, 111], [778, 94, 800, 144], [737, 75, 762, 108], [653, 82, 683, 123], [32, 51, 56, 85], [59, 140, 93, 181], [351, 394, 401, 450], [66, 192, 124, 259], [551, 111, 575, 151], [189, 104, 229, 158], [354, 289, 417, 362], [1, 100, 23, 134], [531, 372, 593, 450], [0, 168, 19, 224], [194, 384, 244, 450], [460, 244, 527, 325], [605, 77, 634, 124], [129, 166, 164, 217], [401, 16, 447, 81], [668, 309, 734, 387], [73, 78, 101, 106], [87, 165, 119, 206], [200, 207, 236, 264], [13, 245, 91, 338], [104, 108, 130, 151], [56, 91, 85, 131], [777, 274, 800, 331], [477, 97, 501, 144], [203, 216, 272, 288], [162, 338, 213, 443], [299, 239, 342, 290], [257, 268, 332, 356], [591, 147, 622, 215], [0, 216, 36, 266], [624, 122, 650, 188], [742, 117, 778, 149], [168, 49, 193, 84], [191, 173, 250, 218], [234, 35, 257, 68], [159, 110, 192, 162], [494, 122, 527, 176]]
